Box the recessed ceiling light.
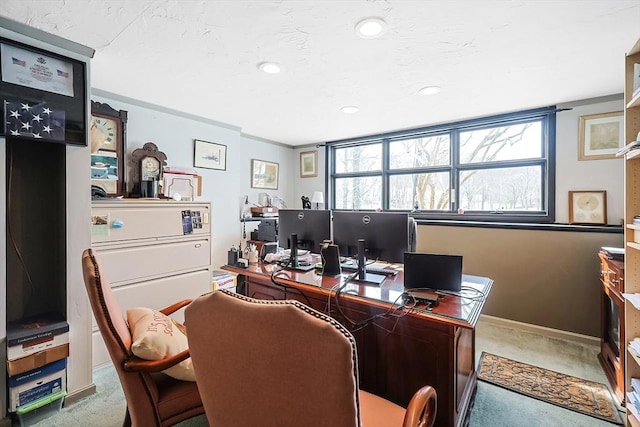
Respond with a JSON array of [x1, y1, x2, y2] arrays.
[[341, 106, 359, 114], [418, 86, 441, 95], [355, 17, 387, 39], [258, 62, 281, 74]]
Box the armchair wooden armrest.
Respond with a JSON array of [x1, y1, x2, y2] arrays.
[[403, 385, 437, 427], [159, 299, 193, 316], [124, 349, 191, 372]]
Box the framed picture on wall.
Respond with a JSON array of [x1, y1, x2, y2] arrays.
[[300, 150, 318, 177], [194, 139, 227, 170], [568, 190, 607, 225], [251, 159, 279, 189], [578, 111, 624, 160]]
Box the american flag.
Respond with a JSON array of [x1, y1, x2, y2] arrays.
[[4, 100, 65, 141]]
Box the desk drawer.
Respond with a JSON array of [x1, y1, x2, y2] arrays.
[[94, 239, 210, 286], [599, 253, 624, 294]]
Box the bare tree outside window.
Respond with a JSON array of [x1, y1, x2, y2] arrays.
[[329, 108, 554, 221]]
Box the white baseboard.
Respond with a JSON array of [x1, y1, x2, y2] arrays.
[[63, 383, 97, 407], [479, 314, 600, 347]]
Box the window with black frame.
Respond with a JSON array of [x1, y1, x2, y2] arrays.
[[328, 107, 556, 223]]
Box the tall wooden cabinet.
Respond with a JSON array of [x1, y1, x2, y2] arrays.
[[623, 36, 640, 426], [90, 200, 212, 367]]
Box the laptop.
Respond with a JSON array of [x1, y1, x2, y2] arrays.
[[403, 252, 463, 294]]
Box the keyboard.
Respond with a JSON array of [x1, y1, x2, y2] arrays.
[[339, 262, 398, 276]]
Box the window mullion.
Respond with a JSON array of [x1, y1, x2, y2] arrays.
[[451, 129, 459, 213]]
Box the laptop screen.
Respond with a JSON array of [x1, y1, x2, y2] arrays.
[[403, 252, 463, 292]]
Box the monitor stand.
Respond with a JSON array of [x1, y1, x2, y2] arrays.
[[351, 238, 386, 285], [287, 232, 316, 272], [352, 272, 386, 286]]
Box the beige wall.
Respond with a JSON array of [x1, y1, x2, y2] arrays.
[[417, 224, 623, 337]]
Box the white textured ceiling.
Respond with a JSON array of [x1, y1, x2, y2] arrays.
[[2, 0, 639, 146]]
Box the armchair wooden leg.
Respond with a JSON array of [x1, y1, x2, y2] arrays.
[[122, 408, 132, 427]]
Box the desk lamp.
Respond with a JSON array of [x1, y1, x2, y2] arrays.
[[311, 191, 324, 210]]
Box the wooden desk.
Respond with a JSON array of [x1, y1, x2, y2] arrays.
[[223, 259, 492, 427]]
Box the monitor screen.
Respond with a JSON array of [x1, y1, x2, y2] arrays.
[[404, 252, 463, 292], [332, 211, 409, 263], [277, 209, 332, 254]]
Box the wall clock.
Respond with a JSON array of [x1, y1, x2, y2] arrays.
[[568, 190, 607, 225], [131, 142, 167, 197], [90, 101, 128, 196], [141, 156, 161, 181]]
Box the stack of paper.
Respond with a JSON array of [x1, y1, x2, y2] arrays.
[[629, 378, 640, 419], [624, 293, 640, 310], [616, 139, 640, 157], [600, 246, 624, 261], [630, 338, 640, 357]]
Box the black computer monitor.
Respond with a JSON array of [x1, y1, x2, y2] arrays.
[[332, 211, 410, 263], [277, 209, 332, 254]]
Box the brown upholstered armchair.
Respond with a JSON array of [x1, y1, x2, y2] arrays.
[[186, 290, 437, 427], [81, 248, 205, 427]]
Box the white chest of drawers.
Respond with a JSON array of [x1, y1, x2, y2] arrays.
[[90, 200, 212, 367]]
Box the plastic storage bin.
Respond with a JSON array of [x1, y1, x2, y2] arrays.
[[16, 391, 65, 427]]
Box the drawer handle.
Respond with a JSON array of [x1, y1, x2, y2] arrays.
[[195, 244, 202, 248], [112, 220, 124, 228]]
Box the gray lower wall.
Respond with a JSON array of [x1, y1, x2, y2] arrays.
[[416, 224, 623, 337]]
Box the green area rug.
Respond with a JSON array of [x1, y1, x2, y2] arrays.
[[477, 352, 622, 425]]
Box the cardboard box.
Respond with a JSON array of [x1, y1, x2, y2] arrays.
[[7, 313, 69, 361], [7, 344, 70, 377], [8, 332, 69, 362], [213, 277, 237, 291], [212, 272, 237, 291], [9, 358, 66, 412]]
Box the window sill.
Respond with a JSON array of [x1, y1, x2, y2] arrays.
[[415, 219, 623, 233]]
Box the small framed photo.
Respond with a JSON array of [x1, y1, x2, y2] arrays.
[[194, 139, 227, 170], [568, 190, 607, 225], [578, 111, 624, 160], [251, 159, 279, 189], [300, 150, 318, 178]]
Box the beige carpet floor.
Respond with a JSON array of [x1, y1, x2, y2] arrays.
[[18, 317, 624, 427]]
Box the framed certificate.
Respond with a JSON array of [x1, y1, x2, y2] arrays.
[[568, 190, 607, 225], [0, 37, 88, 146]]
